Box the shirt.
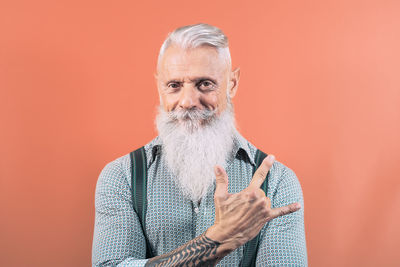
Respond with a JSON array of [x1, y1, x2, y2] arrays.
[[92, 132, 307, 266]]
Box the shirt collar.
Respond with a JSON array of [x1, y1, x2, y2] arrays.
[[149, 131, 255, 166], [231, 130, 255, 166], [150, 136, 162, 162]]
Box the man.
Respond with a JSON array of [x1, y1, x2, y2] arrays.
[[92, 23, 307, 266]]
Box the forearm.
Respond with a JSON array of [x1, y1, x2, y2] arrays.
[[145, 231, 232, 267]]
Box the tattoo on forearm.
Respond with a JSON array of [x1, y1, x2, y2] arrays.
[[145, 233, 221, 267]]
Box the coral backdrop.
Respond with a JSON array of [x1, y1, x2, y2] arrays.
[[1, 0, 399, 266]]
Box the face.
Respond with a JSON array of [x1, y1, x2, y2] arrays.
[[156, 45, 240, 117]]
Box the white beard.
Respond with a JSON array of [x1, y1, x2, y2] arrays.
[[156, 104, 237, 203]]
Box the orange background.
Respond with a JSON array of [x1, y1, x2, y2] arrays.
[[1, 0, 399, 266]]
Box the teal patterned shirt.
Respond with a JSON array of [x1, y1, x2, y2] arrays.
[[92, 133, 307, 266]]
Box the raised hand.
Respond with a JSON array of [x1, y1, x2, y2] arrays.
[[206, 155, 301, 251]]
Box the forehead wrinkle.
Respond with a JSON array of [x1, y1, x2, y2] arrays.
[[162, 66, 220, 82], [157, 49, 230, 92]]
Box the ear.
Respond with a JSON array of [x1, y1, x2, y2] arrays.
[[228, 67, 240, 98]]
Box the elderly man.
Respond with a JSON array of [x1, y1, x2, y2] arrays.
[[92, 24, 307, 266]]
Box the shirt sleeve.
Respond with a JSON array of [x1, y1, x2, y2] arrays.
[[256, 163, 308, 266], [92, 158, 149, 267]]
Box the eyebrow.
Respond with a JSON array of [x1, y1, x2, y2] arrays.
[[165, 77, 218, 85]]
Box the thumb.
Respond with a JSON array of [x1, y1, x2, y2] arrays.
[[214, 165, 229, 200]]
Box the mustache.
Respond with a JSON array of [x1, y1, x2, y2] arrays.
[[168, 107, 217, 123]]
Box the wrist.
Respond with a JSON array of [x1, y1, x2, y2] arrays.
[[206, 225, 240, 253]]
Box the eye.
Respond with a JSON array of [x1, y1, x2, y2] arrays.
[[197, 80, 215, 91], [167, 82, 181, 92]]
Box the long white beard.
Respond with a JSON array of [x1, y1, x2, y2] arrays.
[[156, 105, 237, 202]]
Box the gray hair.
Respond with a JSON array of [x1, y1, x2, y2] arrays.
[[157, 23, 231, 69]]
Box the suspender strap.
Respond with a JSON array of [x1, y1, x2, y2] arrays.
[[130, 147, 153, 258], [241, 149, 269, 267]]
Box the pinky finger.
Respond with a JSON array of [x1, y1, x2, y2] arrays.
[[270, 202, 301, 219]]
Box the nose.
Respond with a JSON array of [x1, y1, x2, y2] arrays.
[[178, 85, 201, 110]]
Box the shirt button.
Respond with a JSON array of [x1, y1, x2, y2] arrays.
[[194, 207, 199, 213]]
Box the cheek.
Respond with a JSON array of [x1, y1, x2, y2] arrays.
[[201, 92, 224, 109], [160, 93, 176, 111]]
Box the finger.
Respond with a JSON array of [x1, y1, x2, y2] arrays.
[[248, 155, 275, 189], [269, 202, 301, 219], [214, 165, 229, 200]]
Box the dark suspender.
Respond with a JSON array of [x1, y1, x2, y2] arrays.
[[241, 149, 268, 267], [130, 147, 268, 265], [130, 147, 153, 258]]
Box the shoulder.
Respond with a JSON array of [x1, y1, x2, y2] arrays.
[[96, 137, 159, 193], [95, 154, 132, 202], [269, 161, 301, 190], [98, 154, 130, 181], [244, 137, 303, 206], [267, 160, 304, 208]]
